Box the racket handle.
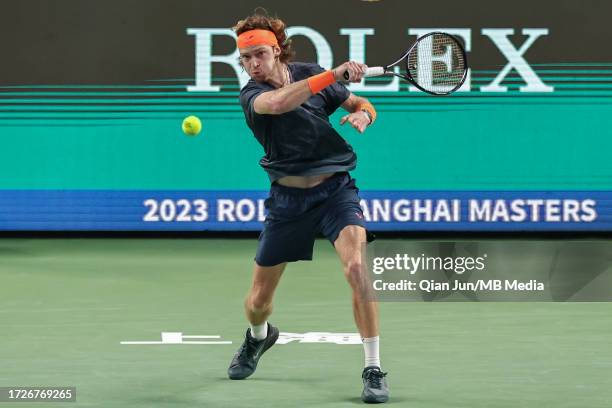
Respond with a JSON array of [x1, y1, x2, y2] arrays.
[[342, 66, 386, 81], [365, 67, 385, 77]]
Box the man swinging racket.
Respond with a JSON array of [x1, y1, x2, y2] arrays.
[[228, 11, 389, 404]]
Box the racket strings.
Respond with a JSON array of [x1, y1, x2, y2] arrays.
[[406, 33, 467, 94]]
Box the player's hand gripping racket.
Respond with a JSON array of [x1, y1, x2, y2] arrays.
[[344, 32, 468, 95]]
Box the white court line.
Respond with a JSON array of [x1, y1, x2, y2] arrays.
[[182, 335, 221, 339], [120, 341, 232, 345]]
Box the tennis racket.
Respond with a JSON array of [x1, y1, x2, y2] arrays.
[[344, 32, 468, 95]]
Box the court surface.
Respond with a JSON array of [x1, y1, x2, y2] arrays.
[[1, 238, 611, 407]]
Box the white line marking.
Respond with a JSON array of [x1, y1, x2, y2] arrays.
[[120, 341, 232, 345], [182, 335, 221, 339]]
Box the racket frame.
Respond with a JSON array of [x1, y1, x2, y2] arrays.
[[370, 32, 469, 96]]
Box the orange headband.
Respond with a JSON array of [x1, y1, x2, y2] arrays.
[[237, 29, 279, 49]]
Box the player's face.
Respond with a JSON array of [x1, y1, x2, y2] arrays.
[[239, 45, 279, 81]]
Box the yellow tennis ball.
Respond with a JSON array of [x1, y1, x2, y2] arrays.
[[182, 115, 202, 136]]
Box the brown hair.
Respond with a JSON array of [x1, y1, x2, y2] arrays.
[[233, 9, 294, 63]]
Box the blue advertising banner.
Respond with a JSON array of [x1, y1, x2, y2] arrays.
[[0, 190, 608, 231]]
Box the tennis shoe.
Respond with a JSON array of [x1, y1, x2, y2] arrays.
[[227, 323, 279, 380]]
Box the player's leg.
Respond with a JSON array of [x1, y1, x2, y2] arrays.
[[229, 182, 317, 380], [318, 173, 388, 403], [244, 261, 286, 335], [228, 261, 284, 380], [334, 225, 378, 338], [334, 225, 389, 403], [318, 174, 380, 345]]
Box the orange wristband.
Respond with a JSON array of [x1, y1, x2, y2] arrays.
[[307, 70, 336, 94], [356, 101, 377, 124]]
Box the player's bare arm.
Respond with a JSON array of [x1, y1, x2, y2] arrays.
[[250, 59, 369, 115]]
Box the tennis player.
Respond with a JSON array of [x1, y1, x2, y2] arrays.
[[227, 12, 389, 403]]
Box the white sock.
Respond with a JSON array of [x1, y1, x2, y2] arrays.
[[362, 336, 380, 368], [249, 321, 268, 341]]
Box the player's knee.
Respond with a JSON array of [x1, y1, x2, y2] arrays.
[[343, 259, 366, 290], [246, 288, 273, 312], [250, 298, 271, 312]]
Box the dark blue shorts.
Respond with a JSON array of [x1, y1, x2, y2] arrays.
[[255, 172, 368, 267]]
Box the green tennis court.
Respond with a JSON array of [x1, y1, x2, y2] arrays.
[[1, 238, 611, 407]]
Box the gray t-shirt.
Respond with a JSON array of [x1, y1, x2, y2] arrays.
[[239, 62, 356, 182]]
